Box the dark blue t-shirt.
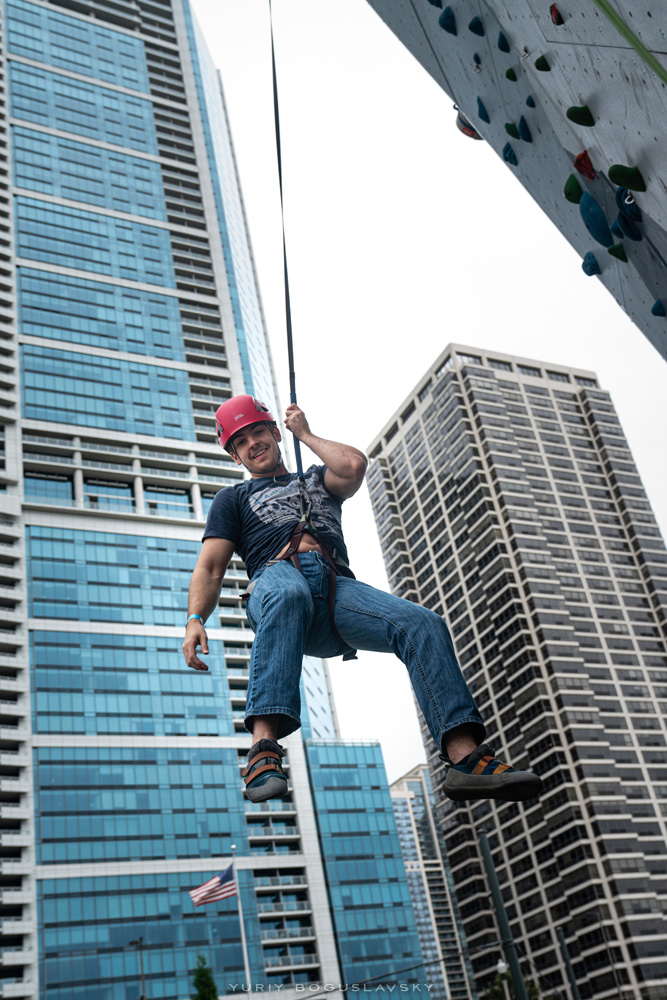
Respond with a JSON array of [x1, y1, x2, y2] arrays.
[[202, 464, 354, 580]]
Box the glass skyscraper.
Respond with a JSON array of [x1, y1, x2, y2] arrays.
[[0, 2, 426, 998], [367, 345, 667, 1000]]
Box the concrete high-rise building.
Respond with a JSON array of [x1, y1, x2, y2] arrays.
[[390, 765, 478, 1000], [367, 345, 667, 1000], [0, 2, 426, 998]]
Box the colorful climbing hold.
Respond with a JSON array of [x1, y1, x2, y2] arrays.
[[468, 16, 485, 36], [582, 252, 601, 276], [439, 7, 456, 34], [567, 106, 595, 127], [615, 213, 642, 241], [608, 243, 628, 262], [563, 174, 583, 204], [608, 164, 646, 192], [498, 31, 510, 53], [502, 142, 518, 166], [574, 150, 596, 180], [615, 187, 642, 222], [505, 67, 518, 82], [610, 220, 624, 240], [427, 0, 443, 7], [477, 97, 490, 124], [534, 55, 551, 72], [579, 191, 613, 247], [505, 122, 520, 139], [526, 95, 536, 108], [651, 300, 666, 317], [550, 4, 564, 25], [474, 53, 482, 67], [518, 116, 532, 142]]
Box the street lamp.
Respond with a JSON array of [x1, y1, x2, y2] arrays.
[[497, 958, 511, 1000], [129, 936, 147, 1000]]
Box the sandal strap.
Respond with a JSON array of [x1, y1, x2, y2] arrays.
[[243, 761, 285, 786], [241, 750, 282, 778]]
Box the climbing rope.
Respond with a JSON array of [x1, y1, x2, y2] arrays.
[[268, 0, 313, 525]]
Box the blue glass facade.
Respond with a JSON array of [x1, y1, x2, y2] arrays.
[[16, 198, 175, 284], [30, 631, 232, 736], [13, 127, 168, 218], [306, 742, 427, 986], [18, 269, 184, 359], [38, 869, 251, 1000], [21, 346, 194, 437], [26, 527, 198, 624]]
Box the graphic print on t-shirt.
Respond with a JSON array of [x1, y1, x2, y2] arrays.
[[247, 474, 341, 536]]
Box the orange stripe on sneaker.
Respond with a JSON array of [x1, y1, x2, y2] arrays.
[[472, 758, 492, 775], [493, 763, 511, 774]]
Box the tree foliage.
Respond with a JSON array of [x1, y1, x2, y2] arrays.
[[192, 954, 219, 1000]]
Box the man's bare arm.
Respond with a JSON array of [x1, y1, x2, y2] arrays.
[[284, 404, 367, 499], [182, 537, 235, 672]]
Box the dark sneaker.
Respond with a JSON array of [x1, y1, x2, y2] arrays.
[[242, 739, 288, 803], [443, 744, 542, 802]]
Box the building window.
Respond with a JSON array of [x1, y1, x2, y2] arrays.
[[546, 370, 570, 383], [576, 376, 598, 387], [457, 353, 482, 365], [489, 359, 512, 371]]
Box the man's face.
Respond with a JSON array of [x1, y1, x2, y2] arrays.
[[229, 422, 282, 476]]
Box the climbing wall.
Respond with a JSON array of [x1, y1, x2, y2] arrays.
[[364, 0, 667, 363]]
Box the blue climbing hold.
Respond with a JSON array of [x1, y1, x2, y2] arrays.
[[579, 191, 613, 248], [498, 31, 510, 52], [616, 212, 642, 241], [502, 142, 518, 166], [615, 187, 642, 222], [518, 116, 532, 142], [610, 220, 624, 240], [582, 252, 601, 276], [652, 300, 666, 317], [427, 0, 443, 7], [477, 97, 490, 124], [526, 95, 536, 108], [439, 7, 456, 33], [469, 16, 485, 36]]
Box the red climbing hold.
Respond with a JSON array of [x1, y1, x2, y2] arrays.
[[574, 150, 596, 181], [550, 4, 564, 25]]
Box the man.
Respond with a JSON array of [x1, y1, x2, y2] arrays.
[[182, 394, 542, 805]]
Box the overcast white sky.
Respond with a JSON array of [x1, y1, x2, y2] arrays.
[[191, 0, 667, 782]]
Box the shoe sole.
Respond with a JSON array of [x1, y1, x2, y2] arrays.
[[245, 774, 289, 803], [444, 770, 543, 803]]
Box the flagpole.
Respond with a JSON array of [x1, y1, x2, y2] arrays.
[[231, 844, 252, 992]]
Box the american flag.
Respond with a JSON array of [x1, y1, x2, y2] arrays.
[[189, 864, 237, 907]]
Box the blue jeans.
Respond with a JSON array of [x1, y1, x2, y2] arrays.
[[244, 552, 485, 751]]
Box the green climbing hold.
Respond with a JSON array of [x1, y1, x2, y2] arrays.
[[505, 122, 520, 139], [439, 7, 456, 34], [567, 106, 595, 127], [505, 67, 518, 82], [563, 174, 583, 204], [651, 300, 666, 317], [608, 165, 646, 192], [608, 243, 628, 262], [534, 55, 551, 72]]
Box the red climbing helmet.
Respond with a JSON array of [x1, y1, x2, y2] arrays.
[[216, 395, 276, 451]]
